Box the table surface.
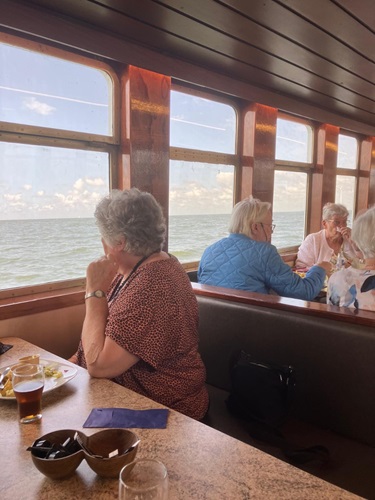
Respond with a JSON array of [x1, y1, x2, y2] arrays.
[[0, 337, 362, 500]]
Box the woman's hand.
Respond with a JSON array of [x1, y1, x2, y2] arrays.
[[86, 254, 119, 293], [317, 261, 334, 277], [338, 226, 351, 240]]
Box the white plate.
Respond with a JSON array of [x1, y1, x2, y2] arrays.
[[0, 359, 78, 400]]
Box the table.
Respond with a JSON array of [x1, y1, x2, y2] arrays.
[[0, 337, 361, 499]]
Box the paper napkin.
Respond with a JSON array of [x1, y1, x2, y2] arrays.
[[83, 408, 169, 429]]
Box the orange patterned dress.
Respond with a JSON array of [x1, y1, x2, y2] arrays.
[[77, 255, 209, 420]]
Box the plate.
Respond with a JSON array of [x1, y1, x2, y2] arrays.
[[0, 359, 77, 400]]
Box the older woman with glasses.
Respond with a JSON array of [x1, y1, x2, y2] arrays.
[[296, 202, 358, 270], [198, 196, 330, 300]]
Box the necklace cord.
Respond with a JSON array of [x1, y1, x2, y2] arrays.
[[108, 252, 156, 302]]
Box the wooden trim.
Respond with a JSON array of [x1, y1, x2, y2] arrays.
[[191, 282, 375, 327], [0, 286, 85, 320]]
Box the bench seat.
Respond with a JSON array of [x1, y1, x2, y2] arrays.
[[193, 284, 375, 498]]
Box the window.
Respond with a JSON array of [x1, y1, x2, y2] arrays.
[[272, 171, 308, 249], [274, 116, 313, 248], [169, 88, 237, 263], [335, 176, 355, 220], [0, 36, 118, 292], [337, 134, 358, 170], [276, 117, 312, 163], [1, 41, 112, 136], [335, 133, 358, 217]]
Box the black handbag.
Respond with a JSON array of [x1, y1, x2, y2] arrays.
[[226, 350, 296, 428], [226, 350, 329, 465]]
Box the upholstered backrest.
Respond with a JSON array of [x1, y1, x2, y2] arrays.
[[196, 294, 375, 446]]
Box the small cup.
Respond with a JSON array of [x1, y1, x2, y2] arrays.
[[12, 363, 44, 424], [19, 354, 40, 365], [119, 459, 168, 500]]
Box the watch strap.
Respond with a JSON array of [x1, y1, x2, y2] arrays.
[[85, 290, 106, 300]]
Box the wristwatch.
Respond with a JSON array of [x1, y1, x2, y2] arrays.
[[85, 290, 106, 300]]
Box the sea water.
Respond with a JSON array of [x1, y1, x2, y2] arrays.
[[0, 212, 304, 289]]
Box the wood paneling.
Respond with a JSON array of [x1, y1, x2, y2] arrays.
[[2, 0, 375, 133], [120, 66, 170, 241]]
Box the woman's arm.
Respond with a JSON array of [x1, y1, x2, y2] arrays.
[[81, 256, 139, 378], [295, 234, 316, 269]]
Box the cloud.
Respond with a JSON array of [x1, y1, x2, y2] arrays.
[[170, 180, 233, 215], [73, 177, 105, 191], [4, 193, 22, 202], [24, 97, 56, 116], [73, 178, 85, 191], [86, 178, 105, 186]]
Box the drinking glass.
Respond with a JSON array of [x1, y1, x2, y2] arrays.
[[12, 363, 44, 424], [119, 459, 168, 499]]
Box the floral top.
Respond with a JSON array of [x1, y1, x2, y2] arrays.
[[327, 267, 375, 310], [77, 255, 209, 420]]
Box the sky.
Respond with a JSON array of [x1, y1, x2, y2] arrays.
[[0, 41, 358, 221]]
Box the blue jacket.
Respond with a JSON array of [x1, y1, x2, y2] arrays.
[[198, 233, 326, 301]]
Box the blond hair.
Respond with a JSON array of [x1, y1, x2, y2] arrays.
[[229, 196, 271, 237]]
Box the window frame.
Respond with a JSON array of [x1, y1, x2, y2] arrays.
[[0, 32, 120, 298], [335, 130, 360, 218], [274, 113, 314, 250], [169, 83, 239, 265]]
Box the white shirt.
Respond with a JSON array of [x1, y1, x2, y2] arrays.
[[296, 230, 335, 269]]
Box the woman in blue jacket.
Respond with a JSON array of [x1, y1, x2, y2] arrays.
[[198, 196, 331, 301]]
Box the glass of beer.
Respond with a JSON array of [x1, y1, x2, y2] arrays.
[[119, 459, 168, 500], [12, 363, 45, 424]]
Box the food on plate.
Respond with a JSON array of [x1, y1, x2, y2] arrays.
[[0, 363, 63, 398], [0, 372, 14, 397]]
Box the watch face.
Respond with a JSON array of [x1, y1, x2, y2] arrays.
[[94, 290, 105, 298]]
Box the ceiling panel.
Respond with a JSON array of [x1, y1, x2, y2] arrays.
[[2, 0, 375, 130]]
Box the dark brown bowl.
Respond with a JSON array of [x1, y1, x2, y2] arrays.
[[81, 428, 139, 478], [30, 429, 85, 480]]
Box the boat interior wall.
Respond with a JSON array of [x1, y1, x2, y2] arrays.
[[1, 0, 375, 136], [0, 306, 84, 360]]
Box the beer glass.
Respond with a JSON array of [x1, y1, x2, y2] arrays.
[[12, 363, 44, 424], [119, 459, 168, 499]]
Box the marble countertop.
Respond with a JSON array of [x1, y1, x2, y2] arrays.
[[0, 337, 362, 499]]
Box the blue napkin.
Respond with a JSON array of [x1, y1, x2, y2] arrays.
[[83, 408, 169, 429]]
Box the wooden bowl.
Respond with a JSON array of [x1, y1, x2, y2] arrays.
[[30, 429, 85, 480], [81, 428, 139, 478]]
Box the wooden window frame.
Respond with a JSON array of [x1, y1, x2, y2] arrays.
[[0, 33, 120, 302]]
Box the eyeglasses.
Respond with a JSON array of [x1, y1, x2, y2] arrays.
[[260, 223, 276, 233], [326, 219, 350, 227]]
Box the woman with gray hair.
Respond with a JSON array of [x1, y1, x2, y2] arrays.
[[70, 188, 209, 420], [296, 202, 357, 269], [198, 196, 330, 300], [327, 206, 375, 310]]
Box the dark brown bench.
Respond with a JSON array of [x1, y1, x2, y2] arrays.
[[192, 283, 375, 498]]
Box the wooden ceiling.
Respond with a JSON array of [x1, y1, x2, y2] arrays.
[[2, 0, 375, 133]]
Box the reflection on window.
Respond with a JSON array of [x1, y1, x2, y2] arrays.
[[170, 91, 236, 153], [336, 175, 355, 218], [0, 143, 109, 289], [276, 118, 312, 163], [337, 135, 358, 170], [0, 41, 112, 135], [169, 161, 234, 262], [272, 171, 307, 248]]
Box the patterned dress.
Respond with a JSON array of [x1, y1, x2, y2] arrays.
[[327, 267, 375, 310], [77, 255, 209, 420]]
